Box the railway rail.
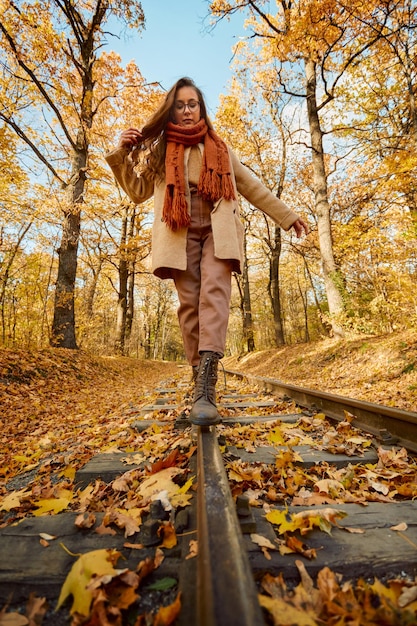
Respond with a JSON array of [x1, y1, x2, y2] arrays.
[[2, 365, 417, 625], [178, 368, 417, 625]]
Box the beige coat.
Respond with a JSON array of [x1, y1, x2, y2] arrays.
[[105, 144, 299, 279]]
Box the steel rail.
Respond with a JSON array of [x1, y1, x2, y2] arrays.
[[225, 370, 417, 453], [196, 425, 266, 626]]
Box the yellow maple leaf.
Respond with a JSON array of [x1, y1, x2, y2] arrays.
[[266, 508, 347, 536], [33, 489, 73, 516], [170, 492, 193, 508], [268, 427, 285, 445], [265, 508, 290, 529], [60, 466, 76, 481], [0, 488, 28, 512], [56, 548, 121, 615]]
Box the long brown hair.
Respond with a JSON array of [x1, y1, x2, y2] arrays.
[[140, 77, 212, 180]]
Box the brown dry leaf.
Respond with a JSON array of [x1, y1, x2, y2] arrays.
[[390, 522, 408, 531], [314, 479, 346, 498], [25, 594, 47, 626], [258, 594, 319, 626], [107, 508, 142, 537], [398, 584, 417, 608], [281, 535, 317, 559], [0, 614, 29, 626], [75, 512, 96, 529], [185, 539, 198, 559], [227, 460, 263, 482], [250, 533, 277, 551], [94, 522, 117, 536], [377, 446, 410, 469], [294, 560, 323, 614]]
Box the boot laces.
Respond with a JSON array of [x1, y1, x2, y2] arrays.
[[195, 352, 219, 400]]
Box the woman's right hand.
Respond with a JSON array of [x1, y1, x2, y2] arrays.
[[117, 128, 143, 149]]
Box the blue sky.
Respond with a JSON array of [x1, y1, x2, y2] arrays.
[[108, 0, 247, 114]]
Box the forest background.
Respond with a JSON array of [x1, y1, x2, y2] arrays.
[[0, 0, 416, 365]]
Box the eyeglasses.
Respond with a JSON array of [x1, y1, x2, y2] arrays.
[[174, 100, 201, 113]]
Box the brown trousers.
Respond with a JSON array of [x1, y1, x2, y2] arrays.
[[171, 193, 233, 366]]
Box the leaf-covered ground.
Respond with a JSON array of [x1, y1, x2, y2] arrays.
[[0, 348, 181, 486], [1, 333, 417, 625], [223, 329, 417, 413]]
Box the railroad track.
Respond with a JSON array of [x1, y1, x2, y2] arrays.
[[175, 368, 417, 625], [2, 366, 417, 624]]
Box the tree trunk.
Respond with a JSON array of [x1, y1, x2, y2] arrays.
[[268, 225, 285, 346], [125, 208, 137, 343], [0, 222, 32, 344], [114, 210, 129, 355], [305, 57, 345, 338], [51, 146, 86, 348], [242, 244, 255, 352]]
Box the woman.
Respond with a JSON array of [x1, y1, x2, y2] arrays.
[[105, 77, 308, 427]]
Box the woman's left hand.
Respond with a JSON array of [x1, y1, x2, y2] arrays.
[[291, 218, 309, 238]]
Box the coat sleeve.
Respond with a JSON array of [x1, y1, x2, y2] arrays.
[[105, 147, 154, 204], [229, 149, 299, 231]]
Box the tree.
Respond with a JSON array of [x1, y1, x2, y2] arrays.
[[216, 78, 311, 347], [210, 0, 399, 338], [0, 0, 145, 348]]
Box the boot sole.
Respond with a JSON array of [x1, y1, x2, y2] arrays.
[[189, 414, 221, 426]]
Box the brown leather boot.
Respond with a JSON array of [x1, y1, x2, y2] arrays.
[[189, 351, 221, 426]]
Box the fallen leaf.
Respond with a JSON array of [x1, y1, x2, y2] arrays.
[[0, 489, 29, 512], [33, 489, 73, 516], [39, 532, 57, 541], [398, 584, 417, 608], [56, 548, 121, 615], [258, 594, 318, 625], [75, 512, 96, 529], [185, 539, 198, 559], [0, 614, 29, 626], [153, 591, 181, 626], [158, 522, 177, 549], [250, 533, 277, 550]]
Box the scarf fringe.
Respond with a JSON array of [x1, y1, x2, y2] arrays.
[[198, 170, 235, 203], [163, 186, 190, 231], [163, 120, 236, 231]]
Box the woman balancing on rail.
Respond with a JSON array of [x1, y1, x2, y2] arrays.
[[105, 77, 308, 427]]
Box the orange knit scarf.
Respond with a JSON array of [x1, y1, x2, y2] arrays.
[[163, 119, 236, 231]]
